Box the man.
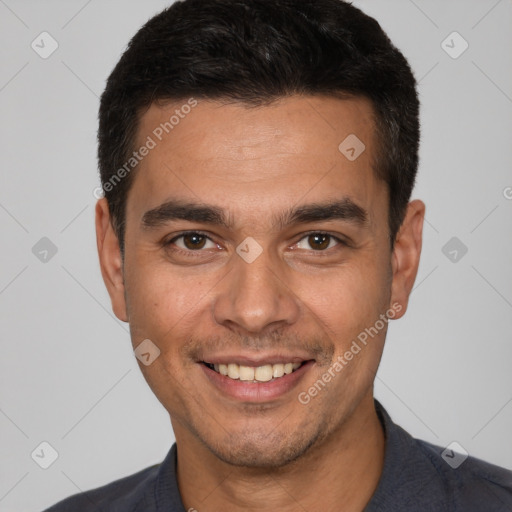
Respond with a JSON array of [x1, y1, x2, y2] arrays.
[[45, 0, 512, 510]]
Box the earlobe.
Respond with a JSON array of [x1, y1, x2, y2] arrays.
[[95, 198, 128, 322], [389, 199, 425, 319]]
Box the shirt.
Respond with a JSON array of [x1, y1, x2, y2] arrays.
[[43, 400, 512, 511]]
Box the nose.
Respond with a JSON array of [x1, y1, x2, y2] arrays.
[[212, 243, 301, 335]]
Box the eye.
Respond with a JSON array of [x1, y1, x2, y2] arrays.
[[168, 232, 218, 251], [295, 232, 343, 251]]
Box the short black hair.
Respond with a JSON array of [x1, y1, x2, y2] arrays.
[[98, 0, 419, 254]]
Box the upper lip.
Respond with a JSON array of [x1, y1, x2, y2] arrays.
[[200, 352, 315, 366]]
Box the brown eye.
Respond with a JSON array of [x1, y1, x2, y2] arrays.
[[295, 233, 342, 251], [169, 232, 217, 252], [182, 233, 207, 250], [308, 234, 330, 250]]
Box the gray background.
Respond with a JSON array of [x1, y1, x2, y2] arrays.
[[0, 1, 511, 510]]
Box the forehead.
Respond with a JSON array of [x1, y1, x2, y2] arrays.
[[128, 95, 383, 227]]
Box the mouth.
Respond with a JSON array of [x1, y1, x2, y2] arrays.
[[202, 361, 306, 383], [199, 358, 315, 402]]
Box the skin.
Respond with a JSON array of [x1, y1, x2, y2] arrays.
[[96, 95, 425, 511]]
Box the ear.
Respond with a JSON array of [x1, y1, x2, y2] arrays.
[[389, 199, 425, 320], [95, 198, 128, 322]]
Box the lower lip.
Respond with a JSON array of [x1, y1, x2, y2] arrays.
[[200, 361, 314, 402]]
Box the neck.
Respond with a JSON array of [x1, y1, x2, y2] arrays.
[[174, 393, 385, 512]]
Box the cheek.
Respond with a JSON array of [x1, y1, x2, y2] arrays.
[[302, 257, 390, 344], [123, 256, 206, 346]]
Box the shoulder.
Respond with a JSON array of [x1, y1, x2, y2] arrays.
[[416, 438, 512, 511], [43, 462, 161, 512], [369, 401, 512, 512]]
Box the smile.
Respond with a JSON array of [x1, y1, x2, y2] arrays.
[[200, 359, 315, 402], [203, 361, 303, 382]]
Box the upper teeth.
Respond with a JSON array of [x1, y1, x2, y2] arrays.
[[211, 362, 302, 382]]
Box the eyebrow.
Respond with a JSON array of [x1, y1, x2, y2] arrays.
[[141, 197, 368, 231]]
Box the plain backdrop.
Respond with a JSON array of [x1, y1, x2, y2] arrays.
[[0, 1, 511, 510]]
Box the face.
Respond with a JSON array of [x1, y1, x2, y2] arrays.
[[97, 95, 423, 468]]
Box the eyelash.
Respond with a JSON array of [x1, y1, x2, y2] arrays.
[[164, 230, 348, 256]]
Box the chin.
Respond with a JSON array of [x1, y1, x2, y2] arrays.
[[202, 426, 322, 469]]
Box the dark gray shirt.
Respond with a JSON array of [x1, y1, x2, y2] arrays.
[[44, 400, 512, 511]]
